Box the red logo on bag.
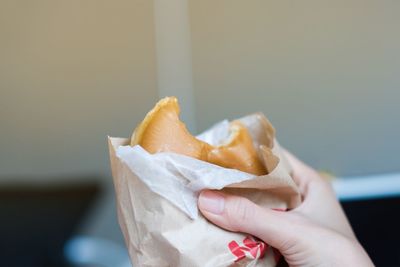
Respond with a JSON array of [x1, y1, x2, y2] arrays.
[[228, 236, 267, 262], [228, 209, 286, 263]]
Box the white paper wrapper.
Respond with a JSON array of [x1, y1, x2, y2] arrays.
[[108, 113, 300, 267]]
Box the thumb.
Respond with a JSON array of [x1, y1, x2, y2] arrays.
[[198, 190, 297, 251]]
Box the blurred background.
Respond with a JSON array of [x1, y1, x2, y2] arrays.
[[1, 0, 399, 266]]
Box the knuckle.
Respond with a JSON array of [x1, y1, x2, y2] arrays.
[[279, 236, 297, 255], [225, 197, 255, 231]]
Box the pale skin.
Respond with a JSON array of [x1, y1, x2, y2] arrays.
[[198, 150, 374, 267]]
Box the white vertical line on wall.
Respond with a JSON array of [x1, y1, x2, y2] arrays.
[[153, 0, 197, 133]]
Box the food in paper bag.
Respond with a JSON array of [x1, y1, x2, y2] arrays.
[[131, 97, 266, 175], [108, 97, 301, 267]]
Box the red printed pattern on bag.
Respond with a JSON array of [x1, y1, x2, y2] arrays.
[[228, 236, 267, 262]]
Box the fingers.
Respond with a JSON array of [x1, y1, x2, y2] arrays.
[[282, 149, 322, 192], [281, 149, 333, 208], [282, 150, 356, 240], [198, 190, 297, 251], [282, 149, 308, 173]]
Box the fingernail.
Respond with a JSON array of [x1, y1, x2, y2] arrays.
[[199, 190, 225, 214]]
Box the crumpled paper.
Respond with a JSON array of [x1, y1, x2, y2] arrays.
[[108, 113, 300, 267]]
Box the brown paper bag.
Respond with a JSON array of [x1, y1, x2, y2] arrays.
[[108, 113, 301, 267]]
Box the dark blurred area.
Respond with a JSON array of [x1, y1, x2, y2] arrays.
[[342, 196, 400, 267], [0, 180, 100, 267]]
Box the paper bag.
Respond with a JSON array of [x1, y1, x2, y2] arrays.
[[108, 113, 301, 267]]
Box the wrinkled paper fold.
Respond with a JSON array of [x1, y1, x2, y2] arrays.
[[109, 113, 300, 267]]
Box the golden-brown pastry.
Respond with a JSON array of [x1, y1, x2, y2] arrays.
[[131, 97, 266, 175]]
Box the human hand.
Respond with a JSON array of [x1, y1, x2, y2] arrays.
[[198, 150, 374, 266]]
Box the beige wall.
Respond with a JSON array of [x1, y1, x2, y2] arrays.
[[189, 1, 400, 176], [0, 0, 157, 241], [0, 0, 158, 177]]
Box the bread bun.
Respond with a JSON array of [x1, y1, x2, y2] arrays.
[[131, 97, 266, 175]]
